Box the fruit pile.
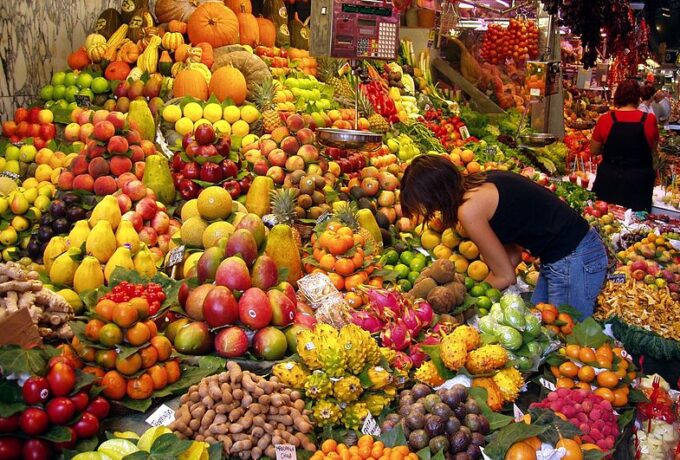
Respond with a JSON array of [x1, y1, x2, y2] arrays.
[[109, 74, 165, 116], [39, 69, 113, 109], [533, 302, 575, 336], [379, 247, 431, 294], [531, 388, 620, 451], [255, 46, 318, 78], [325, 146, 369, 174], [0, 186, 54, 260], [584, 203, 621, 237], [343, 166, 400, 228], [408, 259, 467, 313], [178, 186, 238, 250], [480, 19, 539, 65], [76, 295, 181, 400], [615, 232, 679, 296], [28, 194, 89, 260], [313, 437, 419, 460], [2, 107, 57, 149], [162, 100, 260, 140], [421, 110, 470, 151], [381, 384, 489, 457], [550, 342, 635, 406], [102, 281, 166, 317]]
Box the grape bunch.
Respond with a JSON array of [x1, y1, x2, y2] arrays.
[[103, 281, 166, 316]]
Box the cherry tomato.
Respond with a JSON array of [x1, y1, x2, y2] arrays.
[[22, 376, 50, 405], [47, 362, 76, 396], [0, 413, 19, 433], [46, 397, 76, 425], [73, 412, 99, 438], [54, 426, 78, 451], [70, 391, 89, 412], [86, 396, 111, 420], [22, 439, 52, 460], [19, 407, 49, 435], [0, 437, 22, 460]]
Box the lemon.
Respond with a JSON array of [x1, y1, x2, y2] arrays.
[[180, 216, 209, 247], [162, 104, 182, 123], [203, 221, 235, 248], [180, 199, 199, 221], [183, 101, 203, 121], [240, 105, 260, 123], [223, 105, 241, 123], [213, 120, 231, 135], [203, 103, 223, 123], [0, 157, 6, 170], [182, 251, 203, 276], [175, 117, 194, 136], [19, 145, 37, 162], [194, 118, 212, 130], [197, 186, 233, 221], [242, 134, 259, 145], [11, 216, 29, 232], [231, 120, 250, 137], [23, 178, 39, 189], [5, 145, 19, 161], [34, 164, 52, 182], [5, 160, 20, 175]]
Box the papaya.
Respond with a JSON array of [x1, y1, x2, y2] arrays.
[[265, 224, 302, 283], [142, 155, 176, 204], [245, 176, 274, 217]]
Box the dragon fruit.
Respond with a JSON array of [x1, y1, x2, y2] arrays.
[[409, 334, 442, 367], [392, 351, 413, 371], [365, 287, 402, 318], [350, 310, 384, 334], [402, 307, 423, 336], [380, 319, 411, 351], [412, 300, 434, 327]]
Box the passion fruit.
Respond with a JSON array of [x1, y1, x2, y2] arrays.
[[464, 399, 481, 415], [412, 383, 432, 399], [432, 402, 453, 419], [408, 429, 429, 450], [445, 417, 461, 435], [424, 414, 445, 437], [450, 429, 471, 453], [423, 394, 442, 413], [406, 413, 426, 430], [429, 435, 450, 454], [463, 414, 481, 432]]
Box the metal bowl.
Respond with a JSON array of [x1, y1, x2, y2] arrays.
[[587, 103, 610, 113], [520, 133, 558, 147], [317, 128, 383, 152]]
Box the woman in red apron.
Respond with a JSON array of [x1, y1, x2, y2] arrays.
[[591, 80, 659, 212]]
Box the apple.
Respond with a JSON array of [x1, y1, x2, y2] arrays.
[[194, 124, 216, 146], [220, 159, 238, 178], [199, 162, 223, 183], [182, 162, 201, 180], [222, 180, 241, 200], [135, 197, 158, 221]]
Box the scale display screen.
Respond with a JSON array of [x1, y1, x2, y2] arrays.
[[341, 3, 392, 16]]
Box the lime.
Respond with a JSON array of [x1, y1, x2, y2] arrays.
[[394, 263, 410, 279], [476, 296, 492, 309], [399, 251, 415, 266], [40, 85, 54, 101], [52, 85, 66, 100], [485, 288, 502, 302], [397, 279, 412, 291], [464, 277, 475, 291], [383, 264, 394, 272], [478, 281, 492, 291], [407, 271, 420, 285], [478, 308, 489, 316], [65, 86, 79, 103], [384, 249, 399, 265], [409, 257, 427, 272], [51, 71, 66, 86], [469, 285, 486, 297]]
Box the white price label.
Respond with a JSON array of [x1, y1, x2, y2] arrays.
[[513, 404, 524, 422], [459, 126, 470, 140], [361, 413, 382, 436], [530, 88, 541, 97], [275, 444, 297, 460], [414, 247, 430, 257], [620, 349, 631, 360], [145, 404, 175, 427], [539, 378, 557, 391]]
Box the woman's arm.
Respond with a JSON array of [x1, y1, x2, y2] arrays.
[[504, 243, 523, 268], [458, 206, 517, 290]]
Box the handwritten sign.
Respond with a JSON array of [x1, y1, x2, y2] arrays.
[[361, 413, 381, 436], [607, 273, 626, 284], [539, 377, 557, 391], [513, 404, 524, 422], [459, 126, 470, 141], [0, 171, 20, 181], [145, 404, 175, 427], [275, 444, 297, 460], [75, 95, 91, 108], [166, 245, 186, 268]]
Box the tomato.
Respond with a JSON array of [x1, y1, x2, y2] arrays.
[[22, 439, 52, 460], [0, 437, 22, 460], [86, 396, 111, 420], [0, 413, 19, 433], [19, 407, 49, 435], [73, 412, 99, 439], [54, 426, 78, 451], [47, 362, 76, 396], [46, 397, 76, 425], [70, 391, 89, 412], [22, 376, 50, 405]]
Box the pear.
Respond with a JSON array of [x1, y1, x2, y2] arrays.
[[87, 220, 117, 263], [73, 256, 105, 293], [89, 195, 121, 230], [134, 245, 157, 278], [49, 248, 81, 286], [68, 220, 91, 250], [105, 246, 135, 282], [43, 236, 69, 274], [116, 220, 141, 254]]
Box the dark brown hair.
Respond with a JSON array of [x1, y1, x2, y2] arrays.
[[613, 79, 641, 108], [400, 154, 486, 228], [640, 84, 656, 102]]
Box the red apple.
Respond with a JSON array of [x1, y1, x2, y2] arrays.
[[220, 159, 238, 178], [194, 124, 216, 146], [151, 211, 170, 234], [200, 162, 223, 183], [182, 162, 201, 180], [222, 180, 241, 199]]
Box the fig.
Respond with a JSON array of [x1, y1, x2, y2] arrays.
[[412, 383, 432, 400], [425, 414, 445, 437], [450, 429, 471, 453], [463, 414, 481, 432], [446, 417, 461, 435], [406, 413, 426, 430], [432, 402, 453, 419], [423, 394, 442, 413], [408, 430, 429, 450], [429, 435, 450, 454], [464, 400, 481, 415]]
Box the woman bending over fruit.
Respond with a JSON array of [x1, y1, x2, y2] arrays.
[[400, 154, 607, 317]]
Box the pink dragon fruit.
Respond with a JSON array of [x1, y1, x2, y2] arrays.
[[412, 300, 434, 328], [402, 307, 423, 336], [350, 310, 385, 334], [365, 287, 402, 318], [409, 334, 442, 368], [380, 319, 411, 351], [392, 351, 413, 371]]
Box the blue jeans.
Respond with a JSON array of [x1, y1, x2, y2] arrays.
[[531, 228, 608, 318]]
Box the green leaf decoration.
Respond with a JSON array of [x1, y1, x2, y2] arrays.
[[208, 442, 223, 460], [0, 379, 26, 417], [528, 408, 581, 445], [483, 422, 548, 459], [123, 451, 150, 460], [468, 387, 513, 431], [627, 388, 650, 404], [39, 424, 74, 442], [379, 422, 408, 447], [567, 317, 609, 348], [150, 433, 194, 456], [420, 345, 456, 381], [0, 344, 60, 376]]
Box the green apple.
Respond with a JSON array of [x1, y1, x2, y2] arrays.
[[51, 71, 66, 86], [5, 145, 20, 161], [64, 72, 77, 87], [91, 77, 109, 94], [76, 73, 93, 89], [65, 86, 79, 102], [40, 85, 54, 101], [78, 88, 95, 101]]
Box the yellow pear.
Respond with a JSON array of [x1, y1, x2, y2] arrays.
[[86, 220, 117, 263], [89, 195, 121, 230], [104, 245, 135, 282], [133, 245, 157, 278], [73, 256, 105, 293], [49, 248, 81, 286], [115, 220, 140, 254], [68, 220, 91, 249]]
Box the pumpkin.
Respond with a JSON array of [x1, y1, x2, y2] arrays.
[[85, 33, 107, 50], [195, 42, 214, 67], [187, 3, 239, 48], [105, 61, 132, 80], [67, 48, 90, 70], [155, 0, 214, 23], [162, 32, 185, 50], [121, 0, 146, 22], [209, 65, 247, 104], [94, 8, 123, 38], [225, 0, 252, 14], [168, 19, 188, 33], [117, 40, 140, 63], [236, 9, 259, 47], [173, 69, 210, 100], [256, 17, 276, 47], [212, 47, 269, 97], [159, 50, 174, 75]]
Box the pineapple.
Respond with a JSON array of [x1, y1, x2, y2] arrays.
[[357, 90, 389, 133], [252, 77, 281, 133], [318, 57, 354, 99], [269, 189, 302, 247]]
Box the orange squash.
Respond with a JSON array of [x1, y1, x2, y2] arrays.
[[68, 48, 91, 70], [168, 19, 187, 33], [118, 41, 140, 63], [155, 0, 212, 23], [209, 66, 247, 104], [236, 8, 259, 47], [195, 42, 214, 68], [225, 0, 252, 14], [187, 3, 239, 48], [174, 43, 191, 62], [104, 61, 132, 80], [173, 69, 209, 100], [256, 17, 276, 47]]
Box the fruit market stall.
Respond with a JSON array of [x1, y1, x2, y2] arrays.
[[0, 0, 678, 459]]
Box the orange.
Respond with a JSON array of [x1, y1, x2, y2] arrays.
[[504, 441, 537, 460], [596, 344, 613, 362], [95, 349, 118, 369], [328, 236, 349, 256], [613, 388, 628, 407], [541, 309, 557, 324], [559, 362, 579, 378], [95, 299, 117, 321], [140, 345, 159, 369], [144, 320, 158, 338], [115, 352, 143, 376], [370, 446, 383, 459], [581, 443, 601, 451], [575, 382, 592, 391], [565, 344, 581, 359], [577, 365, 595, 383], [614, 367, 627, 379], [352, 251, 364, 269], [85, 319, 105, 341], [147, 364, 168, 390], [358, 446, 371, 459], [596, 371, 619, 389], [524, 437, 542, 450], [337, 227, 353, 237], [357, 435, 373, 448], [344, 274, 365, 292], [150, 336, 173, 361], [322, 440, 338, 455], [328, 273, 345, 290], [388, 451, 403, 460], [80, 346, 96, 362], [335, 258, 356, 277], [345, 292, 363, 308], [129, 297, 150, 320], [394, 447, 409, 457], [164, 359, 181, 383], [320, 254, 336, 271], [555, 439, 582, 460], [556, 377, 574, 389], [596, 356, 612, 369], [127, 373, 154, 400], [550, 366, 561, 378], [594, 387, 615, 403], [101, 370, 127, 400], [578, 347, 596, 363], [126, 322, 151, 346], [557, 313, 574, 334], [368, 277, 383, 288], [113, 302, 139, 328], [546, 325, 560, 335], [99, 323, 123, 347]]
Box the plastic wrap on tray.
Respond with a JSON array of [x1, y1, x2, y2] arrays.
[[296, 273, 341, 307], [635, 420, 679, 460], [314, 293, 352, 329]]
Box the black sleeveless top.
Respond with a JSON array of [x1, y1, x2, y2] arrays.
[[486, 171, 589, 263]]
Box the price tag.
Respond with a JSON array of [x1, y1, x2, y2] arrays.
[[459, 126, 470, 140], [145, 404, 175, 427], [513, 404, 524, 422], [275, 444, 297, 460], [607, 273, 626, 284], [74, 95, 91, 108], [361, 413, 381, 436], [620, 349, 631, 360], [485, 147, 496, 155], [0, 171, 20, 181], [316, 211, 331, 225], [414, 247, 430, 257], [479, 446, 492, 460], [166, 245, 186, 268], [539, 378, 557, 391], [530, 88, 541, 97]]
